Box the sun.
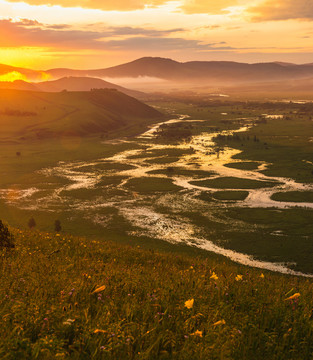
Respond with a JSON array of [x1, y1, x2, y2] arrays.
[[0, 71, 28, 82]]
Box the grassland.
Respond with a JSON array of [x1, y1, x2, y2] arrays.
[[1, 227, 313, 360], [0, 96, 313, 359], [125, 177, 182, 193], [0, 89, 163, 141], [190, 177, 279, 189], [224, 162, 260, 171], [271, 191, 313, 203], [212, 191, 249, 201]]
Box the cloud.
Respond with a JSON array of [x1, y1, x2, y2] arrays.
[[181, 0, 240, 14], [248, 0, 313, 21], [4, 0, 245, 14], [4, 0, 167, 11], [102, 37, 232, 51], [0, 19, 231, 52]]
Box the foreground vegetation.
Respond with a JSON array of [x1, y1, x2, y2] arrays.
[[1, 227, 313, 359]]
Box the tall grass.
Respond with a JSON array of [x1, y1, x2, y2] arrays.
[[0, 228, 312, 359]]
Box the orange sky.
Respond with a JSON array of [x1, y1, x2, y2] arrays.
[[0, 0, 312, 69]]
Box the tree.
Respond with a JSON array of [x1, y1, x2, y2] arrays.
[[0, 220, 15, 248], [28, 217, 36, 229], [54, 220, 62, 232]]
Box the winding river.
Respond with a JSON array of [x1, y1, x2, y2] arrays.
[[2, 116, 313, 277]]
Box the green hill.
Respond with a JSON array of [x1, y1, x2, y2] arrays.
[[0, 227, 312, 359], [0, 89, 163, 141]]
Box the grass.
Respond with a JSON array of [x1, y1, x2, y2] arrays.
[[1, 227, 313, 359], [190, 177, 279, 190], [215, 116, 313, 183], [0, 89, 164, 141], [212, 191, 249, 201], [271, 191, 313, 203], [224, 162, 260, 171], [147, 168, 214, 178], [125, 177, 182, 193], [0, 99, 313, 358], [145, 157, 180, 165]]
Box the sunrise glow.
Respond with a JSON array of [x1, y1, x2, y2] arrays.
[[0, 0, 312, 69], [0, 71, 27, 82]]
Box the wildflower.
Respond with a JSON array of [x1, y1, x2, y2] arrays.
[[63, 319, 75, 326], [210, 272, 218, 280], [92, 285, 106, 294], [260, 273, 265, 278], [213, 319, 226, 326], [235, 275, 243, 281], [285, 293, 300, 301], [190, 330, 203, 337], [185, 299, 194, 309]]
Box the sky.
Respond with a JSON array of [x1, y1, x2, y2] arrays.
[[0, 0, 312, 69]]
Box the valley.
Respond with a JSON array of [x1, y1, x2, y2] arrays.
[[0, 97, 312, 274]]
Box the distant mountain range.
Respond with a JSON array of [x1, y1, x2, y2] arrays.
[[1, 57, 313, 91], [43, 58, 313, 84]]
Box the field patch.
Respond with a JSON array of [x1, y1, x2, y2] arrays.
[[213, 191, 249, 201], [271, 191, 313, 203], [191, 177, 279, 189], [224, 162, 260, 170], [125, 177, 182, 193]]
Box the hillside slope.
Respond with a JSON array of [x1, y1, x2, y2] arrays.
[[0, 89, 163, 140], [36, 76, 144, 98], [0, 227, 312, 359]]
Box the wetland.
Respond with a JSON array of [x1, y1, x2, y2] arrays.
[[0, 100, 313, 275]]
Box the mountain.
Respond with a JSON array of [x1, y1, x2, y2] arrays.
[[35, 76, 144, 98], [2, 57, 313, 89], [45, 57, 313, 85], [0, 80, 40, 91], [0, 89, 163, 141]]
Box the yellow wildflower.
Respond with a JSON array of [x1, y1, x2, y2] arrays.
[[213, 319, 226, 326], [260, 273, 265, 278], [285, 293, 300, 301], [210, 272, 218, 280], [190, 330, 203, 337], [92, 285, 106, 294], [235, 275, 243, 281], [185, 299, 194, 309]]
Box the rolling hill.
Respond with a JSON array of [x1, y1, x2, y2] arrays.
[[0, 77, 145, 99], [0, 80, 40, 91], [45, 57, 313, 84], [35, 76, 144, 98], [0, 88, 163, 141]]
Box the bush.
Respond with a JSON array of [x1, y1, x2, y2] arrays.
[[54, 219, 62, 232], [28, 217, 36, 229], [0, 220, 14, 248]]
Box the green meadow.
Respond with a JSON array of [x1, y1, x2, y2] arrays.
[[1, 228, 313, 360], [0, 95, 313, 358]]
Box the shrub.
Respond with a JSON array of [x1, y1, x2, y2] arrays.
[[0, 220, 14, 248], [54, 219, 62, 232], [28, 217, 36, 229]]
